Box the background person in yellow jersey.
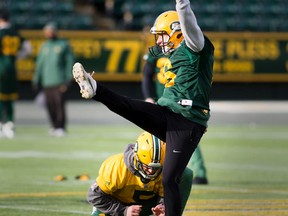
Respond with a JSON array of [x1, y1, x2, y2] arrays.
[[141, 52, 208, 184], [0, 9, 32, 139], [87, 131, 193, 216], [32, 22, 74, 137]]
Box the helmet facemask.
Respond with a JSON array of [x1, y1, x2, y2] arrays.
[[133, 132, 166, 183], [134, 153, 163, 183], [149, 31, 172, 56]]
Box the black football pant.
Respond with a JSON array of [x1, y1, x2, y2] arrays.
[[44, 86, 66, 130], [94, 83, 206, 216]]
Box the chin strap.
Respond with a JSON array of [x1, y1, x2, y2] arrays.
[[140, 176, 151, 184]]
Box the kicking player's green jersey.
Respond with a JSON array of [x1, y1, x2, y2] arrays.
[[0, 26, 23, 100], [96, 153, 164, 204], [158, 37, 214, 127]]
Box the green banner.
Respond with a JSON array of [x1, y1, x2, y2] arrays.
[[208, 32, 288, 82], [17, 31, 288, 82]]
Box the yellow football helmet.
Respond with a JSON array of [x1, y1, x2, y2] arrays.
[[149, 10, 183, 56], [134, 131, 166, 182]]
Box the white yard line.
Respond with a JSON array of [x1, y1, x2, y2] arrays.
[[0, 151, 113, 159], [0, 205, 88, 214]]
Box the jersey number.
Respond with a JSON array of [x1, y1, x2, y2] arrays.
[[133, 190, 155, 202], [163, 59, 176, 88], [2, 36, 21, 56], [156, 57, 169, 85]]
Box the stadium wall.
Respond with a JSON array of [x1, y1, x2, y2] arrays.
[[17, 31, 288, 100]]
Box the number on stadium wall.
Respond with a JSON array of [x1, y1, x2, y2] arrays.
[[103, 40, 142, 74], [16, 31, 288, 82]]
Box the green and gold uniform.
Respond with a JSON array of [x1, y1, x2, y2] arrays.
[[87, 144, 193, 216], [142, 51, 209, 181], [98, 153, 163, 205], [0, 24, 23, 123], [0, 26, 22, 99], [88, 0, 214, 214], [158, 38, 214, 127]]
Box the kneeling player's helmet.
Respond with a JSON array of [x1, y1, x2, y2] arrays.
[[149, 10, 183, 56], [134, 131, 166, 183]]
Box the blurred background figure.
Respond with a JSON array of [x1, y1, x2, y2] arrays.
[[32, 22, 74, 137], [141, 51, 208, 184], [0, 9, 31, 139]]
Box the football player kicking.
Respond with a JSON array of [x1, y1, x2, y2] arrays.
[[87, 131, 193, 216], [73, 0, 214, 215]]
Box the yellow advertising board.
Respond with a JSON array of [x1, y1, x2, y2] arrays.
[[18, 31, 288, 82]]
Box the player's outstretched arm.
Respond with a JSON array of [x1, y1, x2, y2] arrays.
[[176, 0, 204, 52]]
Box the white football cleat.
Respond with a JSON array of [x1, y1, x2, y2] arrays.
[[72, 62, 97, 99]]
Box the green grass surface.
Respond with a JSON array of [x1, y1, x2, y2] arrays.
[[1, 124, 288, 215]]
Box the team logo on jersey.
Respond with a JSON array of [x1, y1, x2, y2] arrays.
[[105, 180, 111, 186], [170, 21, 181, 31]]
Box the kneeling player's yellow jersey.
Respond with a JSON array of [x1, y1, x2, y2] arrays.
[[96, 153, 163, 204]]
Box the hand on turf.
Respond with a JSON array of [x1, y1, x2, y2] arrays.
[[152, 203, 165, 216], [126, 205, 142, 216]]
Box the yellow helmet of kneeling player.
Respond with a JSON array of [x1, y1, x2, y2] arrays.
[[149, 10, 183, 56], [134, 131, 166, 183]]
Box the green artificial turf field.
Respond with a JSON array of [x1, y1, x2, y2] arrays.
[[1, 124, 288, 216]]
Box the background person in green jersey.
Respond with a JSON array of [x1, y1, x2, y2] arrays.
[[0, 9, 31, 139], [141, 52, 208, 184], [33, 22, 74, 137], [72, 0, 214, 214], [87, 131, 193, 216]]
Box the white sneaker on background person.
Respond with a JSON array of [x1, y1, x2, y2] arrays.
[[2, 121, 15, 139], [49, 128, 65, 137], [0, 123, 3, 138]]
